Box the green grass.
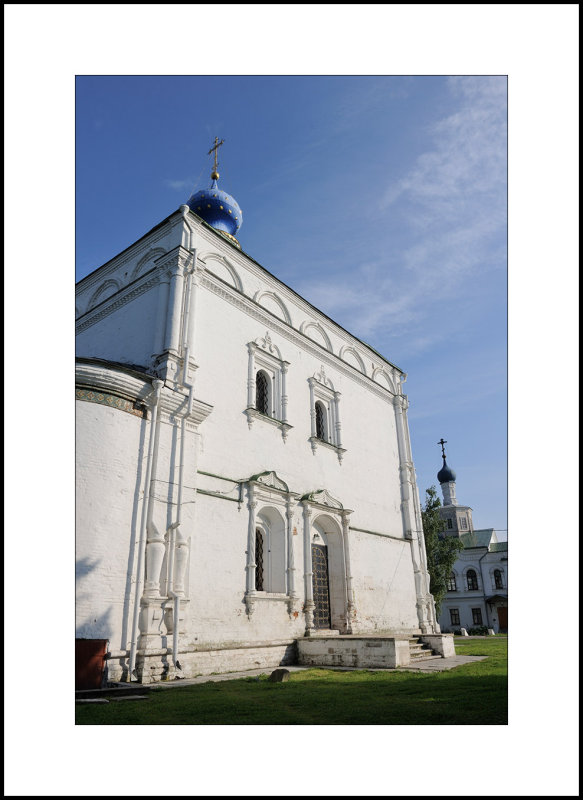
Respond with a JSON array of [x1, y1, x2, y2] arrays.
[[76, 638, 507, 725]]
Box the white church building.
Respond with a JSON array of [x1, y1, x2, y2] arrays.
[[435, 443, 508, 634], [75, 144, 454, 685]]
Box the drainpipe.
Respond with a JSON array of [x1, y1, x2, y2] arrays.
[[128, 378, 164, 680], [166, 247, 198, 672]]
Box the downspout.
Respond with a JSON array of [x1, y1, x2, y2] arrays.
[[166, 246, 198, 672], [128, 378, 164, 680]]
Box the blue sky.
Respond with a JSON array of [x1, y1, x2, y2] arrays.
[[77, 75, 508, 534], [6, 5, 579, 798]]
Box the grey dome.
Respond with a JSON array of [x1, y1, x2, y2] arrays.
[[437, 460, 456, 484]]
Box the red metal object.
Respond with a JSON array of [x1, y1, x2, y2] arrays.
[[75, 639, 108, 689]]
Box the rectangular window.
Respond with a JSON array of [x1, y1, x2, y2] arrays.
[[472, 608, 483, 625], [447, 574, 457, 592], [450, 608, 460, 626], [447, 519, 453, 529], [459, 517, 468, 529]]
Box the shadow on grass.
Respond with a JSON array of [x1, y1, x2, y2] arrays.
[[76, 666, 507, 726]]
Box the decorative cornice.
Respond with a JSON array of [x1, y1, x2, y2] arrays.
[[199, 272, 397, 404], [75, 360, 213, 428], [186, 216, 403, 377], [76, 216, 177, 296], [75, 387, 147, 418], [75, 271, 161, 334]]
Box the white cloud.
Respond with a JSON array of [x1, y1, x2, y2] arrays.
[[298, 77, 507, 348]]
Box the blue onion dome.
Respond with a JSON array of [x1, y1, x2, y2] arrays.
[[187, 177, 243, 248], [437, 460, 456, 484]]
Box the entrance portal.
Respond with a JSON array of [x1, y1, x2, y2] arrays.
[[311, 543, 331, 629]]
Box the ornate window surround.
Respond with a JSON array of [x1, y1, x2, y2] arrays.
[[308, 366, 346, 463], [244, 471, 300, 616], [246, 332, 292, 441]]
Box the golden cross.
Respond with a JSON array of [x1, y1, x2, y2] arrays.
[[208, 136, 225, 176]]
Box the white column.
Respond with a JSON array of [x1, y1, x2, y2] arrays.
[[153, 275, 170, 357], [286, 500, 297, 611], [247, 344, 256, 409], [341, 512, 355, 633], [302, 503, 315, 632], [333, 391, 342, 448], [393, 395, 432, 633], [245, 486, 257, 615], [164, 264, 185, 355], [281, 364, 289, 424]]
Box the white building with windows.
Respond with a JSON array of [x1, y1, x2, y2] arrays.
[[76, 157, 452, 685], [435, 448, 508, 633]]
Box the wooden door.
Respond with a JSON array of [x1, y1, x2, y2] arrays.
[[497, 607, 508, 632], [311, 543, 331, 629]]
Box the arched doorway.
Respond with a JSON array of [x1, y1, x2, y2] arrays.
[[311, 539, 331, 629], [312, 515, 347, 632]]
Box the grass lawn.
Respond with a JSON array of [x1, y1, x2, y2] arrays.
[[76, 638, 507, 725]]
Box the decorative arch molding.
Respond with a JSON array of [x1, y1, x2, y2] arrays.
[[339, 345, 367, 374], [130, 247, 168, 281], [300, 321, 333, 352], [372, 366, 397, 394], [87, 279, 122, 311], [300, 489, 343, 510], [198, 251, 244, 293], [249, 470, 289, 493], [254, 290, 293, 326]]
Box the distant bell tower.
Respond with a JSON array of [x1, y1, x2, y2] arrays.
[[436, 439, 474, 536], [437, 438, 457, 506]]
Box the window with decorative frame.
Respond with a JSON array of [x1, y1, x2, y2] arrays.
[[466, 569, 479, 591], [450, 608, 460, 626], [447, 572, 457, 592], [308, 366, 345, 462], [246, 333, 292, 440], [459, 516, 468, 530], [472, 607, 483, 625], [494, 569, 504, 589]]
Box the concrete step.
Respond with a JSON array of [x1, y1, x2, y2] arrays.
[[410, 651, 439, 661]]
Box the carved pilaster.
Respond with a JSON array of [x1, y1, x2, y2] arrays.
[[285, 501, 297, 613], [144, 522, 166, 598], [341, 512, 356, 632], [245, 488, 258, 616], [302, 503, 314, 634]]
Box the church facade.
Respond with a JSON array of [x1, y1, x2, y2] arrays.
[[76, 157, 450, 684], [435, 448, 508, 633]]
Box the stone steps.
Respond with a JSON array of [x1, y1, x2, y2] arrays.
[[409, 637, 438, 661]]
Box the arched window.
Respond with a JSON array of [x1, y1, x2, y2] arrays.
[[447, 572, 457, 592], [466, 569, 478, 591], [256, 370, 270, 416], [315, 400, 327, 441], [494, 569, 503, 589], [255, 528, 264, 591]]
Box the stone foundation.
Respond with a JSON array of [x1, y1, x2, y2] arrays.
[[107, 640, 298, 684], [297, 635, 413, 669]]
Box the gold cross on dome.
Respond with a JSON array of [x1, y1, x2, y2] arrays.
[[208, 136, 225, 176]]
